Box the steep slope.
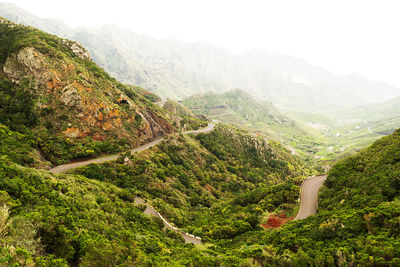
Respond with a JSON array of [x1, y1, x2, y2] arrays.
[[1, 3, 399, 112], [321, 128, 400, 210], [72, 124, 314, 241], [183, 89, 328, 157], [0, 18, 173, 165], [196, 128, 400, 266]]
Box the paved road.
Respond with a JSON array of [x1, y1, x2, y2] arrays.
[[183, 122, 215, 134], [294, 175, 327, 220], [134, 198, 202, 244], [49, 123, 215, 174]]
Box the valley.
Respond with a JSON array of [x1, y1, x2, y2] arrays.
[[0, 5, 399, 266]]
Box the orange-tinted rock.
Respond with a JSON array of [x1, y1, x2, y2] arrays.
[[78, 129, 91, 138], [96, 112, 104, 121], [102, 122, 113, 131], [93, 132, 106, 141], [73, 81, 85, 93], [109, 109, 120, 118], [63, 127, 80, 138], [113, 117, 122, 126], [86, 116, 97, 126], [65, 63, 74, 72]]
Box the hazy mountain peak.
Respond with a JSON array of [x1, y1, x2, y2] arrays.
[[1, 3, 400, 113]]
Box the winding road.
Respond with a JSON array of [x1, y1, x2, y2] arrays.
[[134, 197, 202, 244], [49, 122, 215, 244], [294, 175, 327, 220], [49, 121, 324, 243], [49, 123, 215, 174]]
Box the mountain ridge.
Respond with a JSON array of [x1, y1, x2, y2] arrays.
[[1, 3, 399, 112]]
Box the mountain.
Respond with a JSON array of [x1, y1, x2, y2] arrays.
[[0, 15, 318, 265], [1, 6, 399, 266], [0, 17, 173, 166], [1, 3, 399, 113], [183, 89, 328, 158]]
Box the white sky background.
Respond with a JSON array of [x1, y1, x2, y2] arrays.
[[4, 0, 400, 88]]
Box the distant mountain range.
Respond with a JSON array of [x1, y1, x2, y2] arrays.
[[1, 2, 399, 113]]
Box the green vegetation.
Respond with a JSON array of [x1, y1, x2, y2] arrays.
[[321, 128, 400, 210], [234, 128, 400, 265], [183, 89, 329, 170], [163, 99, 193, 117], [1, 14, 400, 267], [0, 124, 40, 167], [37, 134, 130, 165], [73, 124, 312, 242], [162, 99, 208, 131], [0, 121, 314, 265], [68, 127, 400, 266], [0, 156, 218, 266], [125, 84, 161, 103]]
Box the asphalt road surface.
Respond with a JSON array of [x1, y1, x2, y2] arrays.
[[48, 123, 215, 244], [294, 175, 327, 220], [134, 198, 202, 244], [49, 123, 215, 174]]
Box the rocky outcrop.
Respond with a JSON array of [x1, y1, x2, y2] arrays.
[[60, 84, 80, 107], [61, 39, 91, 60], [3, 47, 52, 84]]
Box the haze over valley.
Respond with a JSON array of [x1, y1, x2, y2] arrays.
[[0, 1, 399, 266]]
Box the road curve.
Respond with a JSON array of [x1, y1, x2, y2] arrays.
[[182, 122, 215, 135], [48, 123, 215, 244], [134, 197, 202, 244], [294, 175, 327, 220], [49, 123, 215, 174]]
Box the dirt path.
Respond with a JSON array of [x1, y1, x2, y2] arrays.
[[294, 175, 327, 220]]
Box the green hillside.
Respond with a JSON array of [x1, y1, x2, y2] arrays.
[[1, 5, 400, 267], [0, 122, 316, 265], [183, 89, 329, 164], [0, 18, 316, 266], [259, 128, 400, 265], [72, 124, 313, 241]]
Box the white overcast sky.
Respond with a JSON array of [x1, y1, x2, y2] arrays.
[[4, 0, 400, 87]]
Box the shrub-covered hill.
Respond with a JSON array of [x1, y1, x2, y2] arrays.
[[0, 156, 220, 266], [320, 128, 400, 210], [73, 124, 314, 241], [0, 122, 315, 265], [0, 18, 174, 165], [227, 128, 400, 266]]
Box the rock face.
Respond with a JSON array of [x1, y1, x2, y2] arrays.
[[61, 39, 92, 60], [1, 19, 174, 146], [3, 47, 52, 84], [60, 85, 80, 107]]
